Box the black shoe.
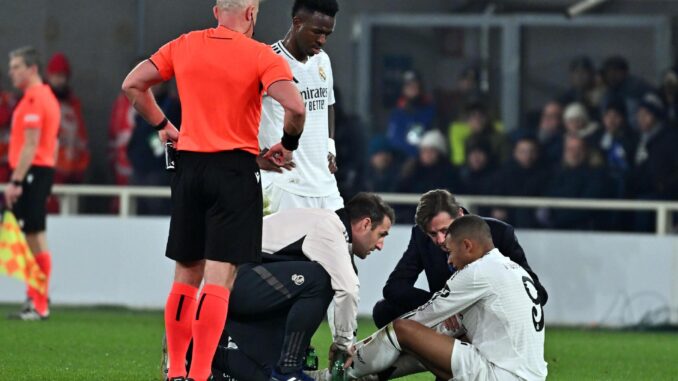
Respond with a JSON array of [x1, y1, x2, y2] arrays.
[[7, 300, 49, 321], [167, 378, 185, 381]]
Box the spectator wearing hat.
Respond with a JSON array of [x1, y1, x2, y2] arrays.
[[600, 55, 654, 130], [365, 135, 402, 193], [627, 93, 678, 230], [629, 93, 678, 199], [558, 56, 604, 119], [386, 70, 436, 158], [46, 52, 90, 185], [396, 129, 458, 223], [397, 130, 458, 195], [563, 102, 603, 149]]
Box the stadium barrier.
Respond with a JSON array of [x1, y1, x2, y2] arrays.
[[1, 217, 677, 326], [8, 184, 676, 235]]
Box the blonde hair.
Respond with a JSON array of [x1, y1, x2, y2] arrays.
[[216, 0, 257, 11]]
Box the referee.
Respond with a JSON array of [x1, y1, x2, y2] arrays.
[[122, 1, 305, 381]]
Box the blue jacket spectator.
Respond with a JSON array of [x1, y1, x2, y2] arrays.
[[386, 71, 436, 158]]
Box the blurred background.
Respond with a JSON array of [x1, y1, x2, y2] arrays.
[[1, 0, 678, 328]]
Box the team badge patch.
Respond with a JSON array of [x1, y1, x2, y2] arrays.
[[292, 274, 305, 286], [319, 66, 326, 81]]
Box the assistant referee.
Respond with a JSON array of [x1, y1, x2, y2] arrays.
[[121, 1, 305, 380]]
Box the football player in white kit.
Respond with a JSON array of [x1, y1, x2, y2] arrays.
[[337, 215, 548, 381], [259, 0, 344, 213]]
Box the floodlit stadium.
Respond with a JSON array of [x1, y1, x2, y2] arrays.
[[1, 0, 678, 380]]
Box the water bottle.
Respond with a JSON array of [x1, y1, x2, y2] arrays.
[[330, 352, 347, 381], [303, 346, 319, 371]]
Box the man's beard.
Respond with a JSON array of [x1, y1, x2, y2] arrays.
[[50, 85, 71, 100]]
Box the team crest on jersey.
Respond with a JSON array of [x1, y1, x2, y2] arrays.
[[292, 274, 305, 286], [319, 66, 327, 81]]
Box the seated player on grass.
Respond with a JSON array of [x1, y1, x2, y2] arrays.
[[341, 215, 548, 381], [210, 193, 394, 381]]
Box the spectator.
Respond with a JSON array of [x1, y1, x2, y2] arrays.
[[492, 135, 550, 228], [109, 60, 141, 187], [536, 100, 564, 166], [458, 137, 497, 196], [386, 70, 436, 158], [629, 93, 678, 201], [46, 53, 90, 184], [333, 88, 367, 200], [540, 135, 608, 230], [0, 74, 17, 182], [365, 135, 401, 193], [397, 130, 457, 194], [558, 56, 604, 119], [598, 99, 637, 190], [563, 102, 602, 149], [126, 82, 180, 215], [444, 65, 487, 123], [449, 101, 507, 166], [659, 66, 678, 129], [600, 55, 654, 130]]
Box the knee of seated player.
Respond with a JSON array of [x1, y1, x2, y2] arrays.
[[392, 319, 422, 350]]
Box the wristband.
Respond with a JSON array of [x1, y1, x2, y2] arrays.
[[328, 138, 336, 157], [281, 130, 302, 151], [153, 117, 169, 131], [11, 180, 22, 187]]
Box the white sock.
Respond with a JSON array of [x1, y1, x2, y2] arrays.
[[347, 323, 401, 378]]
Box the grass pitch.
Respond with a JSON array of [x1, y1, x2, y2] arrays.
[[1, 305, 677, 380]]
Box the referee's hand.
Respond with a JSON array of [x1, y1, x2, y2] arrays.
[[257, 150, 295, 173], [264, 142, 293, 167], [157, 122, 179, 144]]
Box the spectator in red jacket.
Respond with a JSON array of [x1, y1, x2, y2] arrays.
[[0, 73, 18, 182], [46, 53, 90, 184]]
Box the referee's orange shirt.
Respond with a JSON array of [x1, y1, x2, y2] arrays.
[[150, 26, 293, 154], [9, 84, 60, 168]]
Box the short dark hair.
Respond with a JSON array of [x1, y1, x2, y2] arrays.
[[292, 0, 339, 18], [446, 215, 492, 244], [415, 190, 462, 232], [345, 192, 395, 229], [9, 46, 42, 72]]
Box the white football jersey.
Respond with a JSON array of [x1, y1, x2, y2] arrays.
[[405, 249, 548, 381], [259, 41, 338, 197]]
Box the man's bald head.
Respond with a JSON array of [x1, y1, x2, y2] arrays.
[[216, 0, 258, 11]]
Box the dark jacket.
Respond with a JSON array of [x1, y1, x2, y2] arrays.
[[493, 161, 551, 228], [629, 125, 678, 200], [382, 217, 549, 314]]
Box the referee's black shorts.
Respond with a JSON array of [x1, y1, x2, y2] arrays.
[[14, 166, 54, 234], [165, 150, 263, 264]]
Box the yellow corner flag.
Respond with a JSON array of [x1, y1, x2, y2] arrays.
[[0, 210, 46, 295]]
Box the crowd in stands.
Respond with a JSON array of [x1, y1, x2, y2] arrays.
[[1, 52, 677, 230], [363, 56, 678, 232]]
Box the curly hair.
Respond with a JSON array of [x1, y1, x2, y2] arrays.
[[292, 0, 339, 17]]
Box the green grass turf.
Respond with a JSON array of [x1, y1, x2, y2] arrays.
[[1, 305, 678, 380]]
